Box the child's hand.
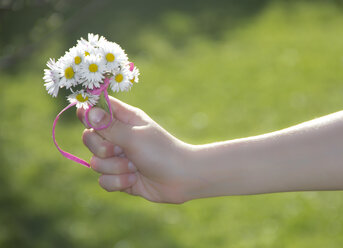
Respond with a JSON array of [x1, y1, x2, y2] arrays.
[[78, 98, 343, 202], [77, 97, 194, 204]]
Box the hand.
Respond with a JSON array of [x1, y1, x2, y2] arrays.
[[77, 103, 343, 202], [77, 97, 194, 204]]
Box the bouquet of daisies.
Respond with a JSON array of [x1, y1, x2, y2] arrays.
[[43, 33, 140, 167], [43, 33, 139, 109]]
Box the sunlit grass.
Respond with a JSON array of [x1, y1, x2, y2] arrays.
[[2, 1, 343, 247]]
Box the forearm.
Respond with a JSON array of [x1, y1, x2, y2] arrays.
[[186, 111, 343, 200]]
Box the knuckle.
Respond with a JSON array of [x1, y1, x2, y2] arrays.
[[96, 142, 111, 158], [118, 158, 129, 171], [113, 176, 123, 188], [134, 107, 144, 116]]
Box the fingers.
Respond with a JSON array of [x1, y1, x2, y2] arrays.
[[113, 145, 123, 156], [76, 96, 149, 146], [87, 107, 133, 147], [99, 174, 137, 192], [91, 156, 137, 174], [82, 129, 116, 158], [90, 149, 138, 193], [76, 96, 147, 127], [77, 97, 144, 193]]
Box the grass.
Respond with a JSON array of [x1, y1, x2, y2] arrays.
[[1, 1, 343, 247]]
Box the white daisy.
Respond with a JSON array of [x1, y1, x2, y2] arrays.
[[78, 33, 107, 49], [66, 45, 85, 69], [77, 41, 97, 57], [67, 90, 99, 109], [43, 34, 140, 103], [58, 56, 80, 89], [43, 58, 61, 97], [101, 41, 128, 71], [128, 64, 140, 83], [79, 54, 106, 89], [110, 66, 132, 92], [88, 33, 107, 47]]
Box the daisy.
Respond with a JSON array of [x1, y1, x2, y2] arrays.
[[79, 54, 106, 89], [77, 41, 97, 57], [88, 33, 107, 47], [58, 56, 80, 89], [110, 65, 132, 92], [128, 64, 140, 83], [101, 41, 128, 71], [67, 90, 99, 109], [66, 45, 85, 69], [78, 33, 107, 49], [43, 58, 61, 97]]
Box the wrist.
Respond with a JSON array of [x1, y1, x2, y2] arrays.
[[181, 137, 286, 201], [178, 143, 241, 201]]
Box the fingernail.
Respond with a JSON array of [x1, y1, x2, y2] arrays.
[[114, 145, 123, 155], [90, 156, 97, 168], [128, 174, 137, 184], [89, 108, 105, 126], [128, 161, 137, 172]]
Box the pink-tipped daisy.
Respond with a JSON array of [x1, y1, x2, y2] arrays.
[[110, 65, 132, 92], [128, 64, 140, 83], [101, 41, 128, 71]]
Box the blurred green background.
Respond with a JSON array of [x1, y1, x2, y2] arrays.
[[1, 0, 343, 247]]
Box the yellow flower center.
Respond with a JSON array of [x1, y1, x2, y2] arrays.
[[64, 67, 74, 79], [85, 51, 90, 56], [130, 77, 135, 83], [74, 56, 81, 65], [115, 74, 123, 83], [106, 53, 115, 62], [89, 63, 98, 72], [76, 94, 89, 102]]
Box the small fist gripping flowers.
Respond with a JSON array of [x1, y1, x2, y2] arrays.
[[43, 33, 140, 167]]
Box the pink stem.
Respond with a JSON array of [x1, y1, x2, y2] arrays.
[[52, 102, 90, 167], [84, 77, 113, 130], [52, 77, 114, 168]]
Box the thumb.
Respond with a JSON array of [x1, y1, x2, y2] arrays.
[[107, 96, 148, 126], [76, 96, 147, 127], [77, 96, 147, 147], [87, 107, 132, 148]]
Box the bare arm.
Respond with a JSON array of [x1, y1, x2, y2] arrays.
[[77, 98, 343, 203], [186, 111, 343, 200]]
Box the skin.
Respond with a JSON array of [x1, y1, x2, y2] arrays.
[[77, 96, 343, 204]]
